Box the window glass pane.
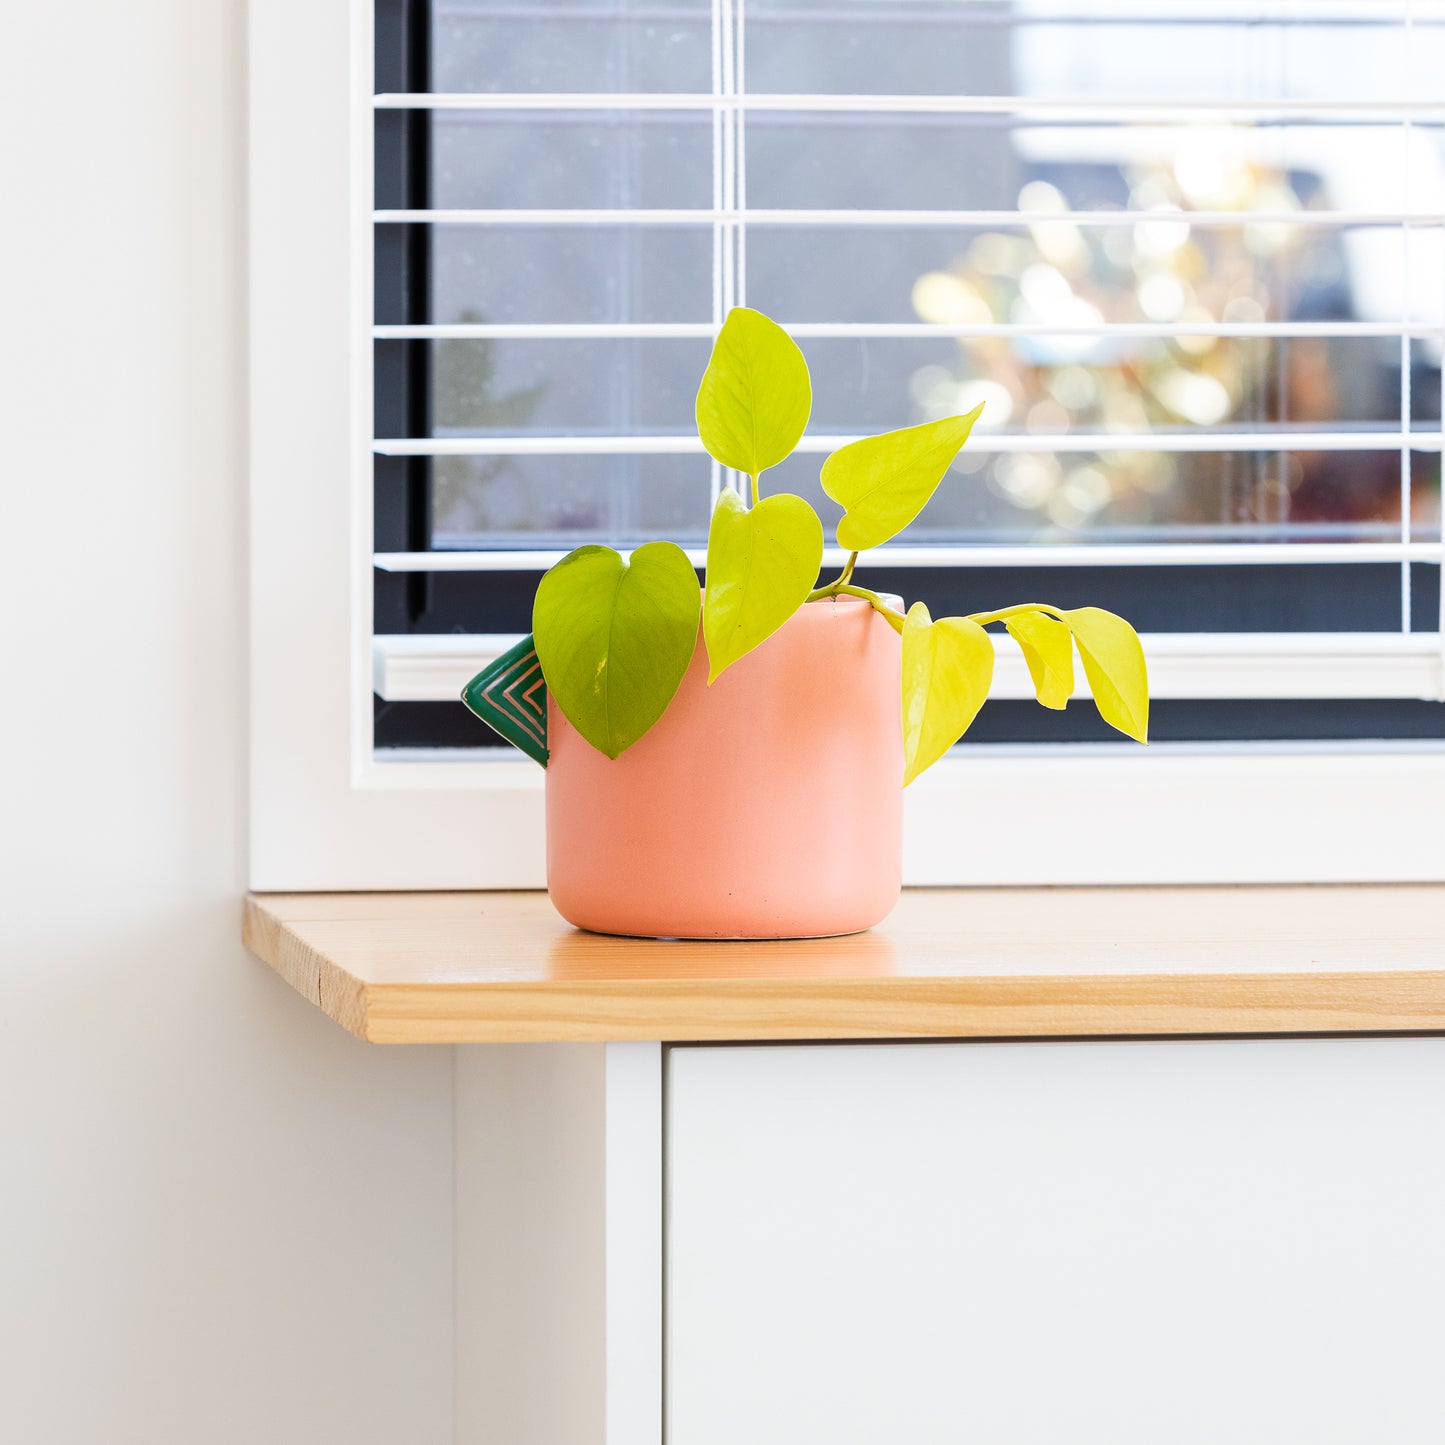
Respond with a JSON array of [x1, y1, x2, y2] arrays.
[[746, 118, 1404, 213], [764, 445, 1405, 546], [425, 444, 1424, 555], [1408, 22, 1445, 107], [431, 0, 712, 93], [432, 224, 713, 325], [416, 333, 1403, 438], [747, 223, 1415, 328], [432, 452, 710, 547], [747, 2, 1412, 102], [426, 338, 712, 435], [1413, 452, 1442, 542], [431, 111, 712, 209], [804, 334, 1402, 433], [1410, 347, 1443, 428]]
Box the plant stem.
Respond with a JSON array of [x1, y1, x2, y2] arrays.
[[749, 471, 760, 507], [964, 601, 1065, 628], [809, 550, 859, 599], [805, 579, 906, 633]]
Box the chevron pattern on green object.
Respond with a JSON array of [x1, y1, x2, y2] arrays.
[[460, 634, 549, 767]]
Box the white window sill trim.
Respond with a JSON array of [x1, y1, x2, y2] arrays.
[[373, 631, 1445, 704]]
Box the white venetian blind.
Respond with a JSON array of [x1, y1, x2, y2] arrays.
[[369, 0, 1445, 707]]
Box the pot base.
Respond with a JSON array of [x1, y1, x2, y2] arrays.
[[554, 913, 884, 943]]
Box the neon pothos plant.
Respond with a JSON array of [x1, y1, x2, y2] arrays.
[[471, 307, 1148, 782]]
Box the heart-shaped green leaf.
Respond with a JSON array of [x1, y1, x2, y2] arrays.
[[821, 406, 984, 552], [901, 602, 996, 785], [532, 542, 701, 759], [695, 307, 812, 479], [1059, 606, 1149, 742], [703, 487, 823, 682], [1005, 609, 1075, 710]]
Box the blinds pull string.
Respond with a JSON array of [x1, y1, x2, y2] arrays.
[[708, 0, 723, 511], [1402, 0, 1415, 633]]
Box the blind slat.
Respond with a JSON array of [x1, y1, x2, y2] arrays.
[[372, 631, 1445, 704], [376, 434, 1445, 456], [373, 543, 1445, 573], [375, 208, 1445, 227], [376, 321, 1445, 341], [375, 92, 1445, 119]]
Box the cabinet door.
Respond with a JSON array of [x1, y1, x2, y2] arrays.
[[666, 1039, 1445, 1445]]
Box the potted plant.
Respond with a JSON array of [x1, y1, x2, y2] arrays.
[[464, 308, 1149, 939]]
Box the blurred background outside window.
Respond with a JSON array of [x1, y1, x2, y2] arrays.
[[406, 1, 1443, 552]]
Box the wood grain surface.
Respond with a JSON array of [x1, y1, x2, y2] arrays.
[[242, 887, 1445, 1044]]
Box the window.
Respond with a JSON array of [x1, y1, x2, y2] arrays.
[[249, 0, 1445, 889], [371, 0, 1444, 752]]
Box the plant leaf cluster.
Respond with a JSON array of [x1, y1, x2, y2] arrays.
[[900, 601, 1147, 784], [515, 307, 1149, 776]]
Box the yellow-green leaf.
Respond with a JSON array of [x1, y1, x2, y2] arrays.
[[821, 406, 984, 552], [532, 542, 701, 759], [695, 307, 811, 478], [1060, 606, 1149, 742], [1005, 609, 1075, 710], [901, 602, 995, 786], [703, 488, 823, 682]]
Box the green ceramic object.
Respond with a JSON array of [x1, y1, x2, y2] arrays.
[[460, 634, 549, 767]]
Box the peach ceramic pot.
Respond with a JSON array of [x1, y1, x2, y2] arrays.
[[546, 595, 904, 939]]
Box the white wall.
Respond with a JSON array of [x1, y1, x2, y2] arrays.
[[0, 3, 455, 1440]]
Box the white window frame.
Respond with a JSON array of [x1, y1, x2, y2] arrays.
[[249, 0, 1445, 893]]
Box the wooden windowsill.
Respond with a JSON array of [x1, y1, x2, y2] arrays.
[[242, 886, 1445, 1044]]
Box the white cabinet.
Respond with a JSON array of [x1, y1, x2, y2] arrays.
[[250, 891, 1445, 1441], [666, 1039, 1445, 1445]]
